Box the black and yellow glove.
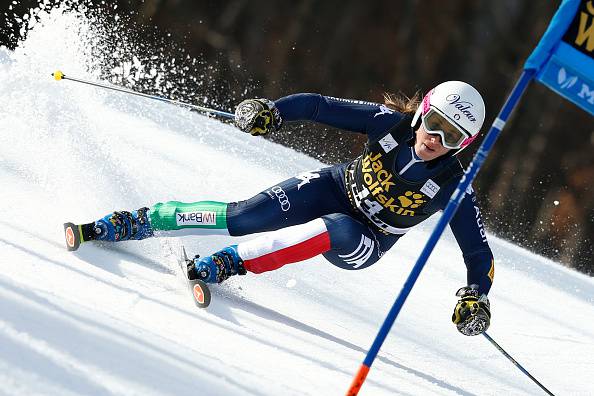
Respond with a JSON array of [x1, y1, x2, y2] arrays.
[[452, 284, 491, 336], [234, 98, 283, 136]]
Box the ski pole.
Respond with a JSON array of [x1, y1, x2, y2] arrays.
[[483, 332, 555, 396], [51, 70, 235, 119]]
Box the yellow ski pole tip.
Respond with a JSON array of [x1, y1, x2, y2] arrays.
[[53, 70, 64, 81]]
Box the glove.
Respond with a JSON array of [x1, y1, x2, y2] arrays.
[[452, 284, 491, 336], [234, 98, 283, 136]]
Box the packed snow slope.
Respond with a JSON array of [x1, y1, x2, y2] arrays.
[[1, 5, 593, 396]]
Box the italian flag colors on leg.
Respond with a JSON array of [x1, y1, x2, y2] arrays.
[[238, 218, 331, 273]]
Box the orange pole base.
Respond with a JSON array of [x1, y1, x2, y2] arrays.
[[346, 364, 370, 396]]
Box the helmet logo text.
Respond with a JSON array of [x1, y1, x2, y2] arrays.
[[446, 94, 477, 122]]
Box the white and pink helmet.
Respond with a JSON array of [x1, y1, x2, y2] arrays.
[[411, 81, 486, 152]]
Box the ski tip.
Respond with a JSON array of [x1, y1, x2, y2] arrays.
[[63, 222, 81, 251], [190, 279, 211, 308]]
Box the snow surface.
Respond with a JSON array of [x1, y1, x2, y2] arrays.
[[1, 4, 593, 396]]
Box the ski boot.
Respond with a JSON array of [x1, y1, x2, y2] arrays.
[[187, 245, 247, 284], [64, 207, 153, 251], [93, 207, 153, 242]]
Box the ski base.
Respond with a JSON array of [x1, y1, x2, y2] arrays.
[[188, 278, 211, 308], [64, 222, 96, 251], [63, 222, 82, 251]]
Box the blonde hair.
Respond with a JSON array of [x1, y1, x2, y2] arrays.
[[383, 91, 421, 114]]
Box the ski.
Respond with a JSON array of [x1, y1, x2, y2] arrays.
[[65, 222, 211, 308], [63, 222, 95, 251], [63, 222, 82, 251], [177, 245, 211, 309]]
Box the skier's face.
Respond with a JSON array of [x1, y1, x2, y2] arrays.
[[414, 124, 451, 161]]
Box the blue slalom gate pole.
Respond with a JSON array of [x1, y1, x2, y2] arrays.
[[346, 69, 535, 396]]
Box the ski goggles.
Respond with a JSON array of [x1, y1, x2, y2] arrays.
[[421, 108, 472, 149]]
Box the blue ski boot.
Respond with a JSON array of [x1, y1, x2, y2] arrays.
[[64, 207, 153, 251], [188, 245, 247, 284], [92, 207, 154, 242]]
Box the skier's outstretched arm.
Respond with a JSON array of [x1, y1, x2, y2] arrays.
[[234, 93, 404, 137]]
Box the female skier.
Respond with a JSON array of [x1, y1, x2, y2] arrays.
[[66, 81, 494, 336]]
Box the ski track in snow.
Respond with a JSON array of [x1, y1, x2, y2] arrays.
[[1, 4, 594, 396]]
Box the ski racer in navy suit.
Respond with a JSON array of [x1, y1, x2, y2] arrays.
[[72, 81, 494, 336]]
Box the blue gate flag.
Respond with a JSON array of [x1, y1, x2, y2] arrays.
[[525, 0, 594, 116]]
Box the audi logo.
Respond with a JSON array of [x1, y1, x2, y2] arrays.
[[271, 186, 291, 212]]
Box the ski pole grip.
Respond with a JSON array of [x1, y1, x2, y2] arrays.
[[52, 71, 64, 81]]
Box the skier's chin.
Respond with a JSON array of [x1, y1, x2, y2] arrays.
[[422, 143, 436, 152], [417, 143, 437, 160]]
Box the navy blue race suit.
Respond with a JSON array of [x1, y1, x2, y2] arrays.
[[226, 93, 494, 294]]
